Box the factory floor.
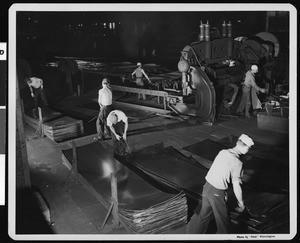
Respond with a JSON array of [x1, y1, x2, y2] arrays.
[[23, 112, 289, 236]]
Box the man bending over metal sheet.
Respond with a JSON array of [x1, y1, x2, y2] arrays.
[[107, 110, 129, 156], [195, 134, 254, 234]]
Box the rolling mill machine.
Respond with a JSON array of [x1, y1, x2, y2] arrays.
[[173, 20, 279, 122]]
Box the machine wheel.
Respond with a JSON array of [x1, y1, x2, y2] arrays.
[[177, 60, 190, 73]]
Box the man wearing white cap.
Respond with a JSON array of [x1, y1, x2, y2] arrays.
[[195, 134, 254, 234], [96, 78, 113, 140], [237, 65, 266, 118], [131, 62, 151, 100]]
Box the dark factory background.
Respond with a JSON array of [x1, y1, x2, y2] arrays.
[[17, 11, 289, 73]]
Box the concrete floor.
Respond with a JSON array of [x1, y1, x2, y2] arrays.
[[23, 111, 290, 236]]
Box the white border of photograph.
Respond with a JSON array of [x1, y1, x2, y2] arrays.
[[8, 3, 297, 241]]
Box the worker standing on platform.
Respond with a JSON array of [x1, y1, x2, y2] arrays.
[[195, 134, 254, 234], [96, 78, 114, 140], [131, 62, 151, 100], [25, 77, 48, 118], [106, 110, 129, 156], [237, 65, 266, 118]]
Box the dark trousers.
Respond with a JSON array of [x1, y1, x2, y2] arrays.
[[112, 121, 127, 156], [32, 88, 48, 118], [96, 105, 113, 138], [196, 182, 230, 234], [34, 88, 48, 108]]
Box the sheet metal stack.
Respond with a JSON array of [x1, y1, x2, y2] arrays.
[[61, 141, 188, 234], [119, 143, 289, 233], [119, 191, 187, 234], [25, 107, 84, 142]]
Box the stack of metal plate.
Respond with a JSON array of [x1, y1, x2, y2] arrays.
[[25, 107, 84, 142], [119, 143, 289, 233], [120, 191, 187, 234], [61, 141, 188, 234], [41, 116, 84, 142]]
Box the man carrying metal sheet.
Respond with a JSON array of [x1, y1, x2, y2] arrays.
[[96, 78, 114, 140], [107, 110, 129, 156], [131, 62, 151, 100], [195, 134, 254, 234]]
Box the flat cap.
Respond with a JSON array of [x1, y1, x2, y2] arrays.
[[239, 134, 254, 147], [102, 78, 110, 84]]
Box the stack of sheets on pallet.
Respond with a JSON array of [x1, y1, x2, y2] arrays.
[[61, 141, 188, 234], [118, 143, 289, 233], [120, 192, 187, 234], [25, 107, 84, 142]]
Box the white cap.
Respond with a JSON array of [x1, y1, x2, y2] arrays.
[[102, 78, 110, 85], [137, 62, 142, 66], [251, 65, 258, 71], [238, 134, 254, 147]]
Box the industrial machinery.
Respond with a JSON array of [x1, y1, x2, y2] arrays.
[[172, 21, 279, 122], [38, 21, 280, 126]]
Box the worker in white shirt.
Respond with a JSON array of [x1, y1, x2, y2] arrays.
[[106, 110, 129, 156], [131, 62, 151, 100], [96, 78, 114, 140], [195, 134, 254, 234], [25, 77, 48, 118]]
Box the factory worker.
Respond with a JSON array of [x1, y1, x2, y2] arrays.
[[25, 77, 48, 118], [131, 62, 151, 100], [195, 134, 254, 234], [237, 65, 266, 118], [96, 78, 114, 140], [107, 110, 129, 156]]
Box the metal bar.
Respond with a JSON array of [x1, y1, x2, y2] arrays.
[[110, 84, 168, 97], [71, 141, 79, 182], [38, 107, 44, 137], [101, 202, 114, 230], [111, 173, 120, 227], [16, 76, 31, 188], [112, 100, 170, 115]]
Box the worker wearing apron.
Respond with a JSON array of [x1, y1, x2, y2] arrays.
[[131, 62, 151, 100], [237, 65, 265, 118], [195, 134, 254, 234]]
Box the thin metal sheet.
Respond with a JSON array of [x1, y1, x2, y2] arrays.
[[61, 141, 188, 233], [183, 139, 289, 193], [119, 143, 289, 233]]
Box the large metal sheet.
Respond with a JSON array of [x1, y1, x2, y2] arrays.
[[119, 143, 289, 233], [62, 141, 188, 233], [183, 139, 289, 193], [122, 144, 208, 200]]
